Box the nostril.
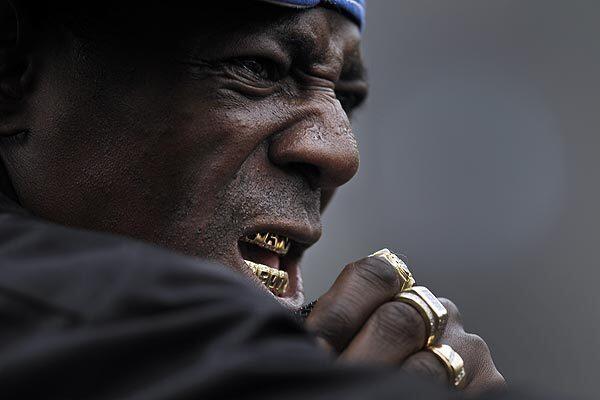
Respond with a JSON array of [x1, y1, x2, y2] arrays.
[[288, 162, 321, 189]]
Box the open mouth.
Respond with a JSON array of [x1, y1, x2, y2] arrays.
[[239, 232, 294, 297]]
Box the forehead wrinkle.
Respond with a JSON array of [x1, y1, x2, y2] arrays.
[[277, 18, 329, 62], [186, 6, 365, 81], [271, 9, 363, 77]]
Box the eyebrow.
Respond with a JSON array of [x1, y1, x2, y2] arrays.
[[270, 22, 368, 82]]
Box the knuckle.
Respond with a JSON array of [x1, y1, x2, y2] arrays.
[[345, 258, 399, 294], [374, 302, 424, 344], [312, 302, 355, 346], [438, 298, 461, 322], [472, 370, 507, 394], [491, 371, 507, 386], [467, 333, 491, 355]]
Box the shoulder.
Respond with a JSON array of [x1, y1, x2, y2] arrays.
[[0, 211, 277, 323]]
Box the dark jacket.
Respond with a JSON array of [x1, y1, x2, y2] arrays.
[[0, 194, 523, 399]]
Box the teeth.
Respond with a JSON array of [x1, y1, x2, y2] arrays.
[[245, 260, 289, 296], [242, 232, 291, 256]]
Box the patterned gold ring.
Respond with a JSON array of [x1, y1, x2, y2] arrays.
[[428, 344, 467, 389], [369, 248, 415, 291]]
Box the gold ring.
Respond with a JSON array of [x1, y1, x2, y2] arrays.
[[428, 344, 467, 389], [395, 286, 448, 346], [370, 248, 415, 291]]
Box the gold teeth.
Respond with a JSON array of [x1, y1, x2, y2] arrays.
[[242, 232, 291, 256], [245, 260, 289, 296]]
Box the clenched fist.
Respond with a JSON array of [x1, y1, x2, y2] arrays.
[[305, 254, 506, 396]]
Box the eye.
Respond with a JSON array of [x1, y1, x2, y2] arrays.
[[230, 57, 282, 82]]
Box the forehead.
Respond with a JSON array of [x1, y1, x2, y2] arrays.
[[61, 3, 365, 79], [183, 3, 360, 38], [175, 4, 363, 64]]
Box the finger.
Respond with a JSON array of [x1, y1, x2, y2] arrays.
[[400, 351, 448, 386], [433, 298, 473, 388], [433, 297, 503, 394], [436, 298, 475, 386], [306, 256, 404, 352], [438, 298, 463, 329], [405, 336, 505, 395], [412, 297, 506, 394], [339, 301, 426, 363], [459, 333, 506, 396]]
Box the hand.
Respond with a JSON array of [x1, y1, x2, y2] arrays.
[[305, 255, 506, 396]]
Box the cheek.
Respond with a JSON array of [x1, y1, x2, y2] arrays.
[[2, 74, 291, 245]]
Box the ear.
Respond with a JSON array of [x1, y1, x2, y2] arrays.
[[0, 0, 33, 133]]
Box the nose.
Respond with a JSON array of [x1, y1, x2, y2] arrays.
[[268, 96, 359, 190]]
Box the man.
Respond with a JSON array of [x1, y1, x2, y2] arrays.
[[0, 1, 507, 398]]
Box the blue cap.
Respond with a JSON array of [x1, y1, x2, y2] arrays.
[[260, 0, 366, 30]]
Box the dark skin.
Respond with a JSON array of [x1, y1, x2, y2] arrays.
[[0, 1, 504, 395]]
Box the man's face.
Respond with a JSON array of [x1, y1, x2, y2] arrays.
[[1, 4, 367, 307]]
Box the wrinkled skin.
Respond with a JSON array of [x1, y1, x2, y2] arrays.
[[0, 4, 364, 305], [0, 2, 504, 394]]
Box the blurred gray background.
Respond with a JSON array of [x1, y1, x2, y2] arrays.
[[303, 1, 600, 398]]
